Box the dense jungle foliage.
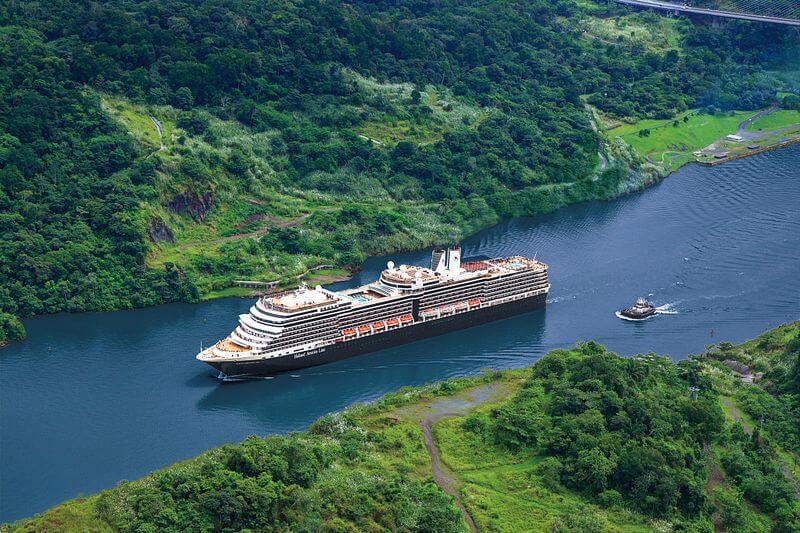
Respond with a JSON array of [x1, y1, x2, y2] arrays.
[[12, 324, 799, 531], [464, 343, 725, 524], [698, 323, 800, 532], [2, 0, 798, 338]]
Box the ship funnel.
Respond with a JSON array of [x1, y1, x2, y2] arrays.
[[447, 245, 461, 272], [431, 249, 446, 273]]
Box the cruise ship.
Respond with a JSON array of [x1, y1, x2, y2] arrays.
[[197, 246, 549, 378]]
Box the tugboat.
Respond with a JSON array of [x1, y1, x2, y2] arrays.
[[617, 297, 657, 321]]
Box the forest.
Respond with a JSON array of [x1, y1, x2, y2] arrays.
[[2, 0, 799, 339], [10, 323, 799, 531]]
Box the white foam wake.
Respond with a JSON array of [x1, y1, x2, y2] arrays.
[[655, 303, 679, 315]]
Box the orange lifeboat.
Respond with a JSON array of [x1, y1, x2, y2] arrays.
[[468, 299, 480, 306], [358, 325, 371, 334], [343, 328, 356, 336], [373, 321, 385, 329], [400, 315, 413, 323], [387, 318, 399, 326]]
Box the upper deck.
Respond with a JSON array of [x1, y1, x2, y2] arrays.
[[380, 265, 438, 285], [256, 253, 547, 315], [262, 285, 338, 313], [488, 256, 547, 273]]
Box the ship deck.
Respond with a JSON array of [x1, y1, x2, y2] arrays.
[[218, 339, 249, 352]]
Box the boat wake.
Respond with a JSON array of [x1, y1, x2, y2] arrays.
[[655, 303, 679, 315]]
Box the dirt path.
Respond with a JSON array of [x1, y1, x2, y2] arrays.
[[417, 384, 499, 533], [721, 396, 753, 435], [721, 394, 800, 497]]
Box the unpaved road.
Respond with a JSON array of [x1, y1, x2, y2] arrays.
[[419, 385, 499, 533]]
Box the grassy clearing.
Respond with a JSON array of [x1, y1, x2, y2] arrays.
[[11, 496, 111, 533], [199, 286, 257, 300], [745, 110, 800, 133], [608, 110, 751, 172], [719, 394, 755, 433], [347, 70, 483, 146], [581, 12, 681, 51], [101, 95, 176, 151], [434, 412, 651, 532]]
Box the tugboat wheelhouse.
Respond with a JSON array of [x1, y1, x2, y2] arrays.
[[197, 246, 550, 378]]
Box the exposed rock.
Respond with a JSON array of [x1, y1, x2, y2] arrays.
[[166, 190, 214, 222], [147, 217, 174, 243], [721, 359, 752, 376]]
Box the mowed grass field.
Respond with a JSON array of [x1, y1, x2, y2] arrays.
[[745, 109, 800, 132], [608, 110, 751, 171]]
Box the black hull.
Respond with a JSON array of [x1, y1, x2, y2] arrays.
[[208, 293, 547, 378], [618, 309, 656, 320]]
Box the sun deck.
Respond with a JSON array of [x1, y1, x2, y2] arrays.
[[380, 265, 438, 284], [262, 286, 338, 312], [217, 338, 250, 352], [345, 288, 387, 304], [490, 256, 547, 273]]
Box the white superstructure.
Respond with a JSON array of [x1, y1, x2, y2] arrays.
[[197, 247, 549, 365]]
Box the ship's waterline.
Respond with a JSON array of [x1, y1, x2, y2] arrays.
[[1, 145, 799, 522]]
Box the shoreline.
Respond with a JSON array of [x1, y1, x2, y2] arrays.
[[697, 136, 800, 167], [11, 141, 799, 322]]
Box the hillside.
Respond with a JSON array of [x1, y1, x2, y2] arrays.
[[2, 0, 800, 341], [9, 323, 799, 531]]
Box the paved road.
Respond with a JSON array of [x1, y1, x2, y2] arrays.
[[613, 0, 800, 26], [736, 106, 779, 140]]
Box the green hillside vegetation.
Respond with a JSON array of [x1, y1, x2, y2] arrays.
[[2, 0, 799, 341], [698, 323, 800, 532], [11, 323, 800, 531]]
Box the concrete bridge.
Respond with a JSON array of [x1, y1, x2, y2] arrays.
[[612, 0, 800, 26]]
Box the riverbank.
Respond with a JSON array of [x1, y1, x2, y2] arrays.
[[11, 322, 798, 531], [601, 106, 800, 175], [698, 136, 800, 166]]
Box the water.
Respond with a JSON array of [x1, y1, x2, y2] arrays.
[[2, 147, 799, 522]]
